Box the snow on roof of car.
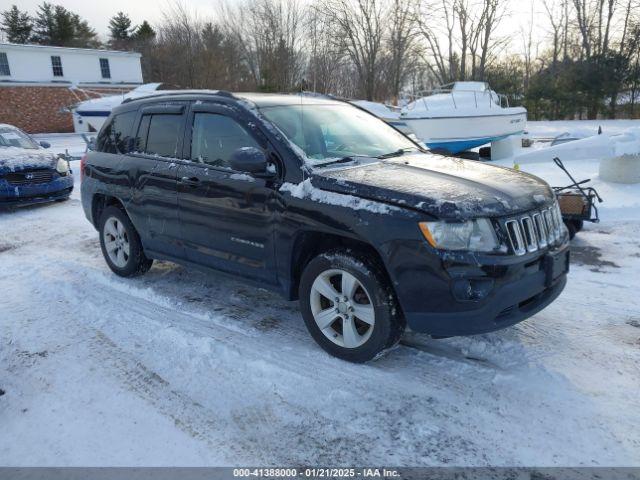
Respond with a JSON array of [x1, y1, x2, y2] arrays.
[[236, 93, 344, 108]]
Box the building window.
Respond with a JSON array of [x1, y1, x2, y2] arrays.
[[99, 58, 111, 79], [0, 52, 10, 76], [51, 56, 63, 77]]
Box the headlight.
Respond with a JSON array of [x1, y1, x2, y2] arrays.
[[56, 157, 70, 175], [419, 218, 500, 252]]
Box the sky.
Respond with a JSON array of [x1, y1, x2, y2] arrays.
[[6, 0, 549, 47]]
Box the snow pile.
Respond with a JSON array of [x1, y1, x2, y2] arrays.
[[280, 179, 396, 214], [0, 147, 57, 172], [612, 128, 640, 156], [600, 153, 640, 184], [494, 126, 640, 220], [512, 127, 640, 166], [527, 119, 640, 139]]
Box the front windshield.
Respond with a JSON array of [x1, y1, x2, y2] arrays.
[[0, 126, 40, 149], [259, 103, 418, 165]]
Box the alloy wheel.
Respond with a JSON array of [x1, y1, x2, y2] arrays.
[[103, 216, 130, 268], [309, 269, 375, 348]]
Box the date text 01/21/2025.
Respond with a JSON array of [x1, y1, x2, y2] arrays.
[[232, 468, 400, 478]]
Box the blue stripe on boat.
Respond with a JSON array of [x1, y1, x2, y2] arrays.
[[426, 133, 520, 154], [76, 111, 112, 117]]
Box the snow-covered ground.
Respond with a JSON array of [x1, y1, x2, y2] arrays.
[[1, 128, 640, 466], [32, 132, 88, 160], [526, 119, 640, 139], [494, 121, 640, 221]]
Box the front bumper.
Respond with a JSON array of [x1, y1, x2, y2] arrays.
[[0, 174, 74, 207], [393, 240, 570, 337]]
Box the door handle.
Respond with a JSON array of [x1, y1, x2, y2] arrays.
[[179, 176, 200, 187]]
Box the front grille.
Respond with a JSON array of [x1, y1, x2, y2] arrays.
[[503, 203, 563, 256], [4, 170, 55, 185]]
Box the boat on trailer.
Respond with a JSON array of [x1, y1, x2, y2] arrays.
[[400, 81, 527, 154], [349, 100, 414, 136], [72, 83, 163, 133]]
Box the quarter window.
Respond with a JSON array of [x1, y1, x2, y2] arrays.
[[137, 114, 182, 158], [0, 53, 10, 76], [99, 58, 111, 79], [190, 113, 261, 168], [96, 111, 137, 154], [51, 56, 63, 77]]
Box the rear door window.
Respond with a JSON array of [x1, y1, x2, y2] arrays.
[[97, 111, 136, 154], [135, 113, 183, 158]]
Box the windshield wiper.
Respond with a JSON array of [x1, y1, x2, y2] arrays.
[[377, 148, 416, 159], [314, 156, 361, 168]]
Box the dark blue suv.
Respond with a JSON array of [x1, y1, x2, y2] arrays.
[[81, 91, 569, 362]]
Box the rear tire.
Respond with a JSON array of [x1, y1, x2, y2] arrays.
[[99, 205, 153, 277], [299, 249, 405, 363]]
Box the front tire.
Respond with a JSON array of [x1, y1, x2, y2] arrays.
[[299, 249, 405, 362], [99, 205, 153, 277]]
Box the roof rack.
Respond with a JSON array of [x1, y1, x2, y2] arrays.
[[122, 89, 235, 104]]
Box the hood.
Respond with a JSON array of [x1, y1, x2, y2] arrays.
[[0, 147, 57, 174], [314, 153, 554, 219]]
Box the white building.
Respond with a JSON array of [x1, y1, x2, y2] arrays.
[[0, 43, 143, 133], [0, 43, 142, 87]]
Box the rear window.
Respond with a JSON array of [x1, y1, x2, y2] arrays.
[[136, 114, 182, 158], [97, 111, 136, 154]]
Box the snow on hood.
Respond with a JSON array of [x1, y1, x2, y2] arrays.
[[312, 153, 554, 219], [280, 178, 398, 214], [0, 147, 57, 173]]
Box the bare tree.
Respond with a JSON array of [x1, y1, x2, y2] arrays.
[[476, 0, 507, 79], [386, 0, 419, 102], [219, 0, 306, 92], [318, 0, 387, 100], [417, 0, 506, 85]]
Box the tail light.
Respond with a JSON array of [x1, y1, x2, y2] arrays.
[[80, 153, 87, 181]]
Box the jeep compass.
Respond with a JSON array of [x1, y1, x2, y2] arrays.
[[81, 91, 569, 362]]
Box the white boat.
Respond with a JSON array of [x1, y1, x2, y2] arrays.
[[72, 83, 163, 133], [350, 100, 414, 135], [400, 82, 527, 154]]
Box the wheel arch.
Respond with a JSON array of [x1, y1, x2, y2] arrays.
[[91, 193, 127, 228], [287, 230, 394, 301]]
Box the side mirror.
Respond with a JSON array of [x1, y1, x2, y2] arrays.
[[39, 141, 51, 149], [229, 147, 271, 176]]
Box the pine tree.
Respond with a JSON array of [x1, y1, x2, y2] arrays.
[[70, 13, 99, 48], [109, 12, 133, 41], [31, 2, 55, 44], [0, 5, 32, 44], [31, 2, 98, 48], [132, 20, 155, 42], [51, 5, 75, 45]]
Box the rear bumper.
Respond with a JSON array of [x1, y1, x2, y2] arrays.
[[0, 175, 74, 207], [395, 241, 570, 336]]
